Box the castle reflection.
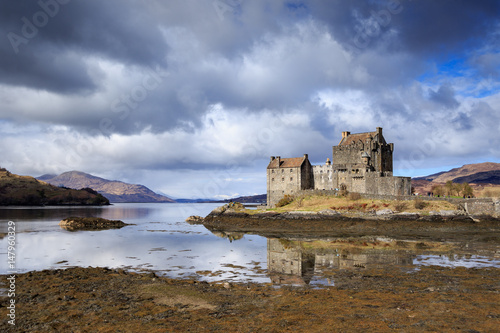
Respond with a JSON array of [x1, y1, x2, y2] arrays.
[[267, 238, 416, 286]]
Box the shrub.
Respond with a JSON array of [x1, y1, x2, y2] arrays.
[[276, 194, 294, 207], [413, 198, 428, 210], [348, 192, 361, 201], [393, 201, 407, 212]]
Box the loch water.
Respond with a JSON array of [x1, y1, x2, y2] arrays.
[[0, 203, 499, 287]]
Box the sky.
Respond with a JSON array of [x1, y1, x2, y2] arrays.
[[0, 0, 499, 199]]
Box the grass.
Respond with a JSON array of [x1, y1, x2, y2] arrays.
[[476, 185, 500, 198], [260, 194, 456, 214]]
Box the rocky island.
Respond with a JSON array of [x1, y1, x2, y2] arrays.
[[59, 217, 129, 231], [202, 195, 500, 239]]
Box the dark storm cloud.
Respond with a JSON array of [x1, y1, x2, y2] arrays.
[[306, 0, 500, 58], [0, 0, 168, 93]]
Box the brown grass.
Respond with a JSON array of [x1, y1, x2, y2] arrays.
[[476, 185, 500, 198], [265, 195, 455, 214]]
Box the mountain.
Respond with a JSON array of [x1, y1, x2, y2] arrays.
[[0, 168, 109, 206], [175, 194, 267, 203], [38, 171, 175, 203], [453, 170, 500, 185], [220, 194, 267, 203], [412, 162, 500, 195], [414, 162, 500, 183]]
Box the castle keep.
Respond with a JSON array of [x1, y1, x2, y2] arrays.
[[266, 127, 411, 207]]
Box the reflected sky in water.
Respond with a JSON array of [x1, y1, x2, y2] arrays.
[[0, 203, 269, 283], [0, 203, 498, 286]]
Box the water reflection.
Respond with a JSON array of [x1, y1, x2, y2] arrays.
[[0, 203, 498, 287], [265, 237, 499, 287]]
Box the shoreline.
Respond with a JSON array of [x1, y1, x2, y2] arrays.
[[1, 265, 499, 332]]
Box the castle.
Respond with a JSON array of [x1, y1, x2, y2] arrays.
[[266, 127, 411, 207]]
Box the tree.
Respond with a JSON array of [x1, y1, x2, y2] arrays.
[[445, 180, 454, 196], [453, 183, 462, 197], [431, 184, 445, 197], [461, 183, 474, 197]]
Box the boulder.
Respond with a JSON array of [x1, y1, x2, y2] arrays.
[[185, 215, 205, 224], [439, 210, 465, 216], [376, 209, 394, 216], [318, 209, 340, 216]]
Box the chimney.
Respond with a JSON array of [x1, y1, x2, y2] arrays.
[[376, 127, 382, 136], [326, 158, 331, 165], [303, 154, 308, 160], [270, 156, 275, 162], [342, 131, 351, 139]]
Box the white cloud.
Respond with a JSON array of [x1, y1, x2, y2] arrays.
[[1, 1, 499, 197]]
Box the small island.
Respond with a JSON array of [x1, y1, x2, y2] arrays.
[[202, 194, 500, 240], [59, 217, 128, 231]]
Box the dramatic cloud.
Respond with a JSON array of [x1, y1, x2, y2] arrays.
[[0, 0, 499, 198]]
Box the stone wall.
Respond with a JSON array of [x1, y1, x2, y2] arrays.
[[312, 165, 334, 190], [267, 167, 303, 207], [462, 199, 498, 216], [364, 174, 412, 197]]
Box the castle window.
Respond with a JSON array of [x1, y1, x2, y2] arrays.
[[272, 170, 274, 173], [290, 169, 293, 172], [282, 177, 285, 182], [290, 177, 293, 181], [271, 178, 274, 182], [281, 169, 284, 173]]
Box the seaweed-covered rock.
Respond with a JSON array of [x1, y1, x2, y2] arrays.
[[59, 217, 128, 231], [185, 215, 205, 224]]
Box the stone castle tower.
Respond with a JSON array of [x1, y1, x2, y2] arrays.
[[266, 127, 411, 207]]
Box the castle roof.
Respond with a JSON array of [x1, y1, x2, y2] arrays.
[[339, 131, 377, 146], [267, 156, 306, 169]]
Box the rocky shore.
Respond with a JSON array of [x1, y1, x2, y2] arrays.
[[1, 265, 498, 332]]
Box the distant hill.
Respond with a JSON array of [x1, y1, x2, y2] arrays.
[[453, 170, 500, 185], [0, 168, 109, 206], [175, 194, 267, 204], [414, 162, 500, 183], [412, 162, 500, 195], [38, 171, 175, 203], [220, 194, 267, 203]]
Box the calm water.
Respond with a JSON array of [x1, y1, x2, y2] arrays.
[[0, 203, 499, 287]]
